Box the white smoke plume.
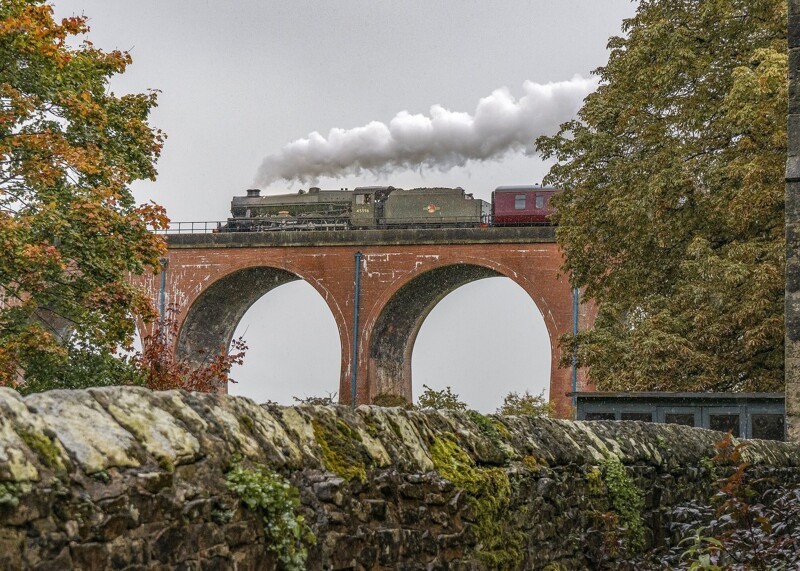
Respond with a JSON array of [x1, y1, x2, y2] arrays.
[[255, 75, 598, 186]]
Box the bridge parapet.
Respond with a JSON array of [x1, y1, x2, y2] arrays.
[[165, 225, 556, 248]]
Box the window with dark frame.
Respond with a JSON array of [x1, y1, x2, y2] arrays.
[[535, 195, 545, 209], [514, 194, 526, 209], [664, 413, 695, 427], [621, 412, 653, 422], [584, 412, 616, 421], [709, 414, 740, 437], [751, 414, 785, 441]]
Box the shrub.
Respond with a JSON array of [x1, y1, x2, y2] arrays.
[[496, 389, 553, 417], [292, 392, 337, 405], [416, 384, 467, 411], [134, 305, 247, 392]]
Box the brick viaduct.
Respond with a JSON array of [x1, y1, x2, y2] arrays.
[[134, 227, 595, 417]]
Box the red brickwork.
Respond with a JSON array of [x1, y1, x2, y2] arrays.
[[134, 241, 596, 417]]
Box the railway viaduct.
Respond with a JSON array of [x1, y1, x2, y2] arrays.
[[133, 226, 595, 417]]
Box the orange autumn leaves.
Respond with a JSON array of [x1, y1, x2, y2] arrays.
[[0, 0, 172, 389]]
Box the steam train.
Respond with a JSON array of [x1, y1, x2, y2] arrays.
[[222, 185, 559, 232]]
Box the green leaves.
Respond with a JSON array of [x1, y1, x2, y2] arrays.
[[226, 462, 314, 570], [415, 384, 468, 411], [537, 0, 786, 392], [602, 455, 645, 550], [495, 389, 553, 417]]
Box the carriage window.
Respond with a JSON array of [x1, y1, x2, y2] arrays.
[[514, 195, 526, 209], [535, 195, 545, 209]]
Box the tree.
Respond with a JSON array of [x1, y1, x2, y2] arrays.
[[416, 384, 468, 411], [496, 390, 553, 417], [536, 0, 786, 392], [0, 0, 168, 389]]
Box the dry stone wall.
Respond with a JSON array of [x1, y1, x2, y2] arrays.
[[0, 386, 799, 570]]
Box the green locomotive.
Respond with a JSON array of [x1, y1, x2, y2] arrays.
[[227, 186, 490, 231]]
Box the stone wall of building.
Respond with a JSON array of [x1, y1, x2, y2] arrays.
[[0, 386, 799, 570], [786, 0, 800, 443]]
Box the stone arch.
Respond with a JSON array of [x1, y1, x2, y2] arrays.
[[366, 262, 555, 403], [176, 267, 300, 367]]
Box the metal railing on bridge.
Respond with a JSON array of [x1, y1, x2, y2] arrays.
[[152, 217, 553, 235], [152, 221, 227, 235]]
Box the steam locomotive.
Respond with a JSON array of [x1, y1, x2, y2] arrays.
[[222, 185, 559, 231]]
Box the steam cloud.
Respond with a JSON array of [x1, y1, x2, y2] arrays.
[[255, 76, 597, 186]]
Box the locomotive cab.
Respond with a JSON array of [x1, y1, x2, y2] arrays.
[[351, 186, 396, 228]]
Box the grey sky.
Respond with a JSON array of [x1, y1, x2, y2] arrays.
[[54, 0, 637, 411]]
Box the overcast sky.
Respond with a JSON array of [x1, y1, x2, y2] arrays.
[[54, 0, 637, 412]]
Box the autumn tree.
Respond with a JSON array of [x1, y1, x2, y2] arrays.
[[0, 0, 168, 389], [536, 0, 786, 392]]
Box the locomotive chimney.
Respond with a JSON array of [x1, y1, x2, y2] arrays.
[[246, 188, 261, 197]]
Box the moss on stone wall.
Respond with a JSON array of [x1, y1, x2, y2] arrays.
[[238, 414, 255, 434], [491, 418, 511, 439], [522, 454, 544, 473], [0, 482, 19, 508], [17, 429, 64, 473], [466, 410, 504, 447], [360, 414, 381, 438], [586, 466, 604, 496], [430, 435, 523, 569], [312, 418, 368, 482]]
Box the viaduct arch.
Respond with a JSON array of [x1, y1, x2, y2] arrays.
[[368, 264, 501, 400], [133, 227, 596, 417], [175, 267, 300, 363]]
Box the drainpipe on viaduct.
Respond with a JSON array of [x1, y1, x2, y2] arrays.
[[351, 251, 362, 408], [572, 287, 579, 418], [158, 258, 169, 325], [787, 2, 800, 443]]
